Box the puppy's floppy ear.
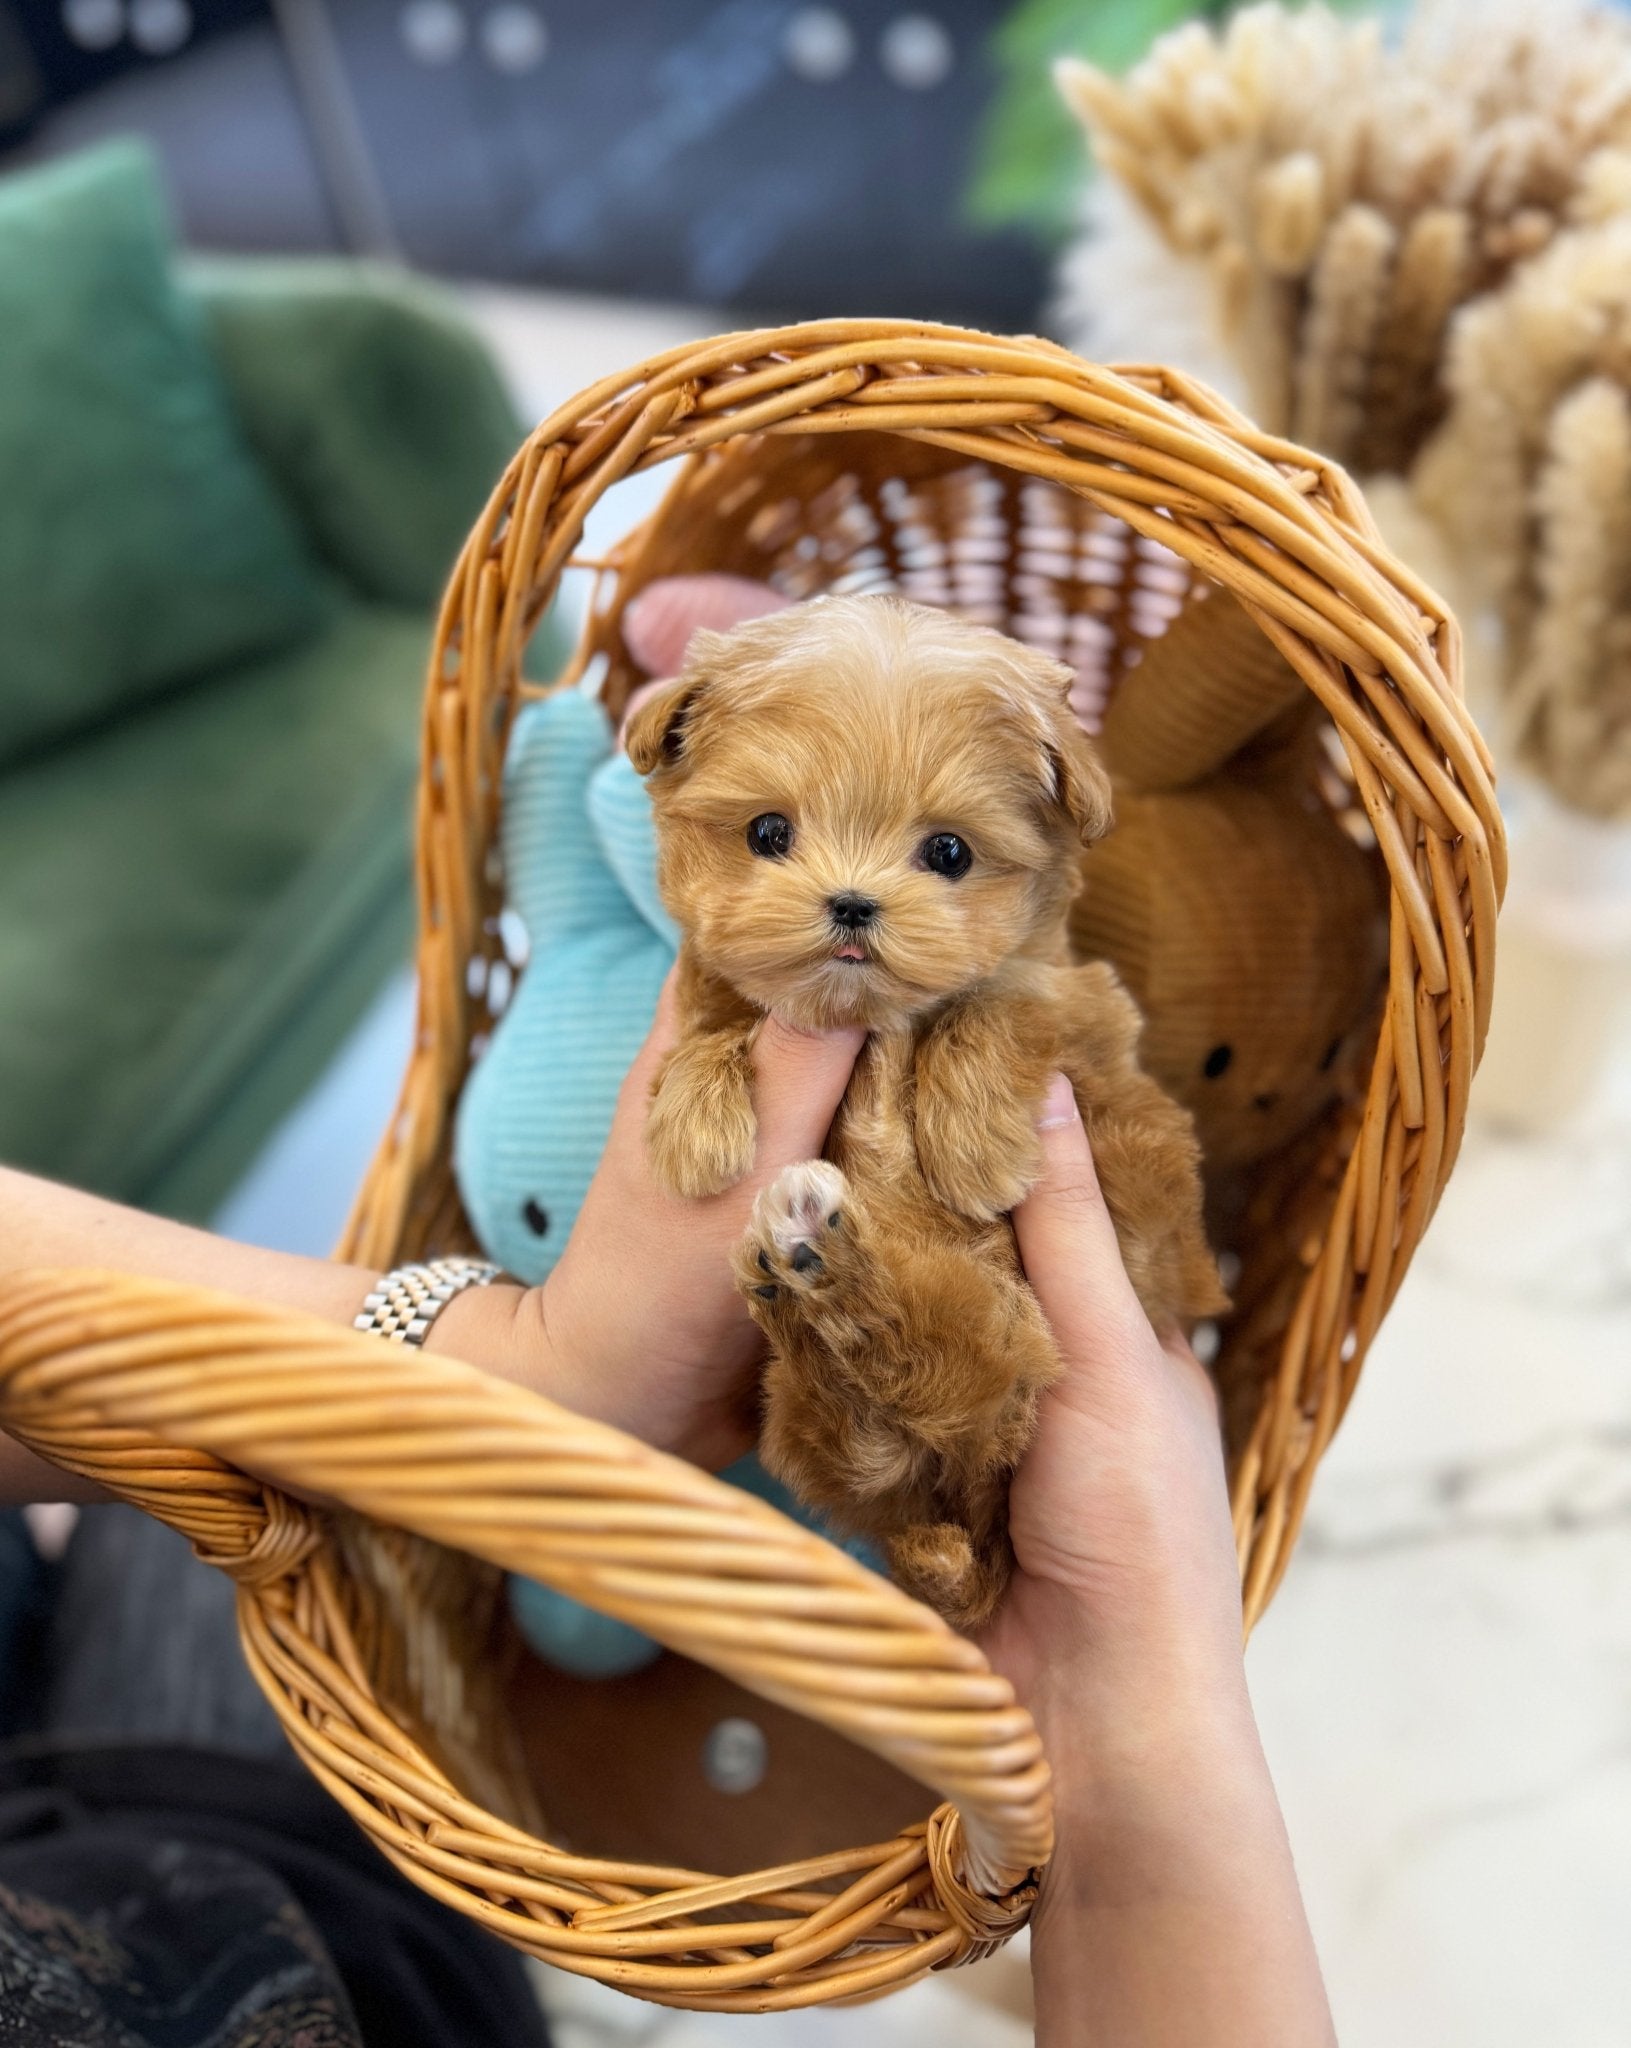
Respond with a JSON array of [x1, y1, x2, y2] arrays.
[[624, 675, 697, 775], [1048, 713, 1115, 846], [1003, 638, 1115, 846], [624, 628, 731, 776]]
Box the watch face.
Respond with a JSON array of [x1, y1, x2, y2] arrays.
[[324, 0, 1047, 326]]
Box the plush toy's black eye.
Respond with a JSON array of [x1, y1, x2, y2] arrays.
[[747, 813, 794, 859], [521, 1199, 550, 1237], [1202, 1043, 1233, 1079], [921, 833, 972, 878], [1319, 1036, 1342, 1072]]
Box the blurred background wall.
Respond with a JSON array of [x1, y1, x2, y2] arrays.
[[0, 0, 1077, 323]]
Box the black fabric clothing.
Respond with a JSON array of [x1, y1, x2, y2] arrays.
[[0, 1745, 552, 2048]]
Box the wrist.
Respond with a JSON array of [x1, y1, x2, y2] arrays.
[[997, 1569, 1258, 1830], [421, 1278, 552, 1389], [424, 1276, 744, 1470], [476, 1272, 643, 1442], [1036, 1651, 1271, 1916], [423, 1278, 622, 1432]]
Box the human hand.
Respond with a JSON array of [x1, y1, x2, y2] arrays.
[[989, 1078, 1334, 2048], [979, 1072, 1252, 1819], [480, 972, 862, 1470]]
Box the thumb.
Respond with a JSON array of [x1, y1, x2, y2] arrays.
[[749, 1014, 865, 1174], [1013, 1072, 1146, 1360]]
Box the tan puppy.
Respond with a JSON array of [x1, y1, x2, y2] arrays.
[[627, 594, 1225, 1629]]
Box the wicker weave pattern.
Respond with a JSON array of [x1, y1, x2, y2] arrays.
[[0, 321, 1503, 2008]]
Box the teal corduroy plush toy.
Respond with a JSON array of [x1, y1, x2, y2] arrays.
[[453, 684, 675, 1676], [454, 684, 675, 1286]]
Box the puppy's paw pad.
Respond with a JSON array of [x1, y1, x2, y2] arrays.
[[742, 1160, 850, 1290], [759, 1159, 847, 1263]]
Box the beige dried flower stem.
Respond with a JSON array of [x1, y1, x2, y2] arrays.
[[1419, 219, 1631, 812]]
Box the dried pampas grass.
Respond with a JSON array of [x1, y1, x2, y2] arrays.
[[1056, 0, 1631, 475], [1051, 175, 1248, 408], [1417, 219, 1631, 814]]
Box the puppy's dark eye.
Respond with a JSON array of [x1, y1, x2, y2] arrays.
[[921, 833, 972, 878], [747, 813, 794, 859], [1202, 1043, 1233, 1079]]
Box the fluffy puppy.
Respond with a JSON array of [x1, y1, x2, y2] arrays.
[[627, 594, 1226, 1629]]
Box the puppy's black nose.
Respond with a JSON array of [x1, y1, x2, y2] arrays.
[[829, 892, 878, 930]]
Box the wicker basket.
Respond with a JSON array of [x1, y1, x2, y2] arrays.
[[0, 321, 1503, 2012]]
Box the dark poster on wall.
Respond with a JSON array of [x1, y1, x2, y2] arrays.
[[1, 0, 266, 139], [325, 0, 1046, 326]]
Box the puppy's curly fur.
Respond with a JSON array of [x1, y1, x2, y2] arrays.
[[628, 595, 1226, 1629]]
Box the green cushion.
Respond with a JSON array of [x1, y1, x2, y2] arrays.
[[0, 600, 429, 1211], [191, 260, 525, 610], [0, 141, 326, 767]]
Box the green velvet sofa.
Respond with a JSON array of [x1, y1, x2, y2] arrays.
[[0, 143, 554, 1221]]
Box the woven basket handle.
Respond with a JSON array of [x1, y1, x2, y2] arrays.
[[0, 1267, 1053, 1897]]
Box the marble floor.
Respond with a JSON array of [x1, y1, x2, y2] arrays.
[[1251, 1076, 1631, 2048], [213, 287, 1631, 2044]]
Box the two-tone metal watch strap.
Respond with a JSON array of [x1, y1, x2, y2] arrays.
[[353, 1257, 501, 1348]]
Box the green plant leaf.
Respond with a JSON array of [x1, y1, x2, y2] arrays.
[[967, 0, 1210, 243], [967, 0, 1374, 245]]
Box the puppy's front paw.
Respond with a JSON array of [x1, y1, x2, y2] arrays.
[[646, 1040, 757, 1197], [914, 1091, 1042, 1222], [913, 1008, 1048, 1221], [889, 1523, 1008, 1631], [734, 1160, 852, 1306]]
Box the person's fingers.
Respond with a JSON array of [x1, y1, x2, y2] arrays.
[[749, 1013, 865, 1172], [1013, 1071, 1147, 1359]]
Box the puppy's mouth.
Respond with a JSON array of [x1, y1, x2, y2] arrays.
[[831, 941, 870, 964]]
